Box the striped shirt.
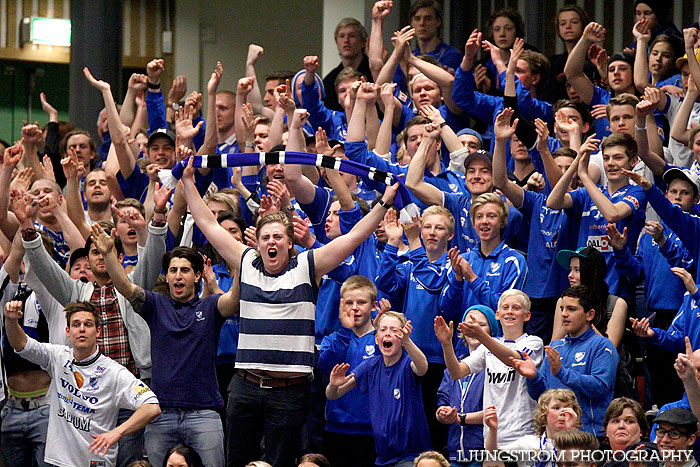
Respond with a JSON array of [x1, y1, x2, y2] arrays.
[[236, 248, 318, 373]]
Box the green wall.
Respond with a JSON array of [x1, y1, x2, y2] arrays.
[[0, 60, 69, 143]]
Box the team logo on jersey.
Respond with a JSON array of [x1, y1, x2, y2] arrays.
[[87, 376, 100, 391], [196, 310, 205, 322], [623, 196, 640, 210], [90, 461, 106, 466], [575, 352, 585, 362], [490, 263, 500, 273], [365, 345, 375, 356], [133, 382, 150, 396], [95, 365, 107, 374], [394, 388, 401, 400]]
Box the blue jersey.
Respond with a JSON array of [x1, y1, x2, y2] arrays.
[[527, 327, 618, 437], [302, 81, 347, 142], [354, 351, 432, 465], [612, 222, 692, 310], [298, 184, 334, 245], [437, 368, 485, 462], [319, 328, 377, 435], [519, 190, 572, 299], [439, 240, 526, 313], [212, 262, 238, 364], [443, 192, 528, 253], [568, 183, 647, 298], [392, 41, 463, 93], [589, 86, 612, 140], [375, 245, 452, 363], [528, 137, 563, 195]]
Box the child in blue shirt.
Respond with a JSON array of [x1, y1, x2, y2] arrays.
[[318, 275, 382, 467], [326, 311, 431, 467]]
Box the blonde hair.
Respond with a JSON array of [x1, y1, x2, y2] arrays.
[[469, 193, 508, 228], [375, 311, 407, 328], [413, 451, 449, 467], [421, 206, 455, 234], [533, 389, 583, 435], [498, 289, 531, 313], [340, 275, 377, 303]]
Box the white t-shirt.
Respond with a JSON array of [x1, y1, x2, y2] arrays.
[[18, 339, 158, 467], [666, 96, 700, 168], [463, 334, 543, 445]]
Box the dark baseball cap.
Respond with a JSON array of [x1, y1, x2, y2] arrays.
[[463, 149, 493, 170], [68, 247, 89, 270], [147, 128, 176, 147], [653, 408, 698, 429]]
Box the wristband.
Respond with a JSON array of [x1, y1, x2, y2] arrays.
[[439, 121, 449, 128], [378, 199, 392, 209], [147, 81, 161, 89], [458, 412, 467, 426], [171, 102, 179, 111], [635, 124, 647, 131], [21, 227, 38, 241], [152, 219, 166, 227], [153, 206, 167, 214]]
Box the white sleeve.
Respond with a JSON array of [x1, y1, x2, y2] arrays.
[[113, 369, 159, 410], [16, 336, 56, 371], [519, 335, 544, 367], [462, 343, 487, 374]]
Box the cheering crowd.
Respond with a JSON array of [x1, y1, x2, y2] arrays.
[[4, 1, 700, 466]]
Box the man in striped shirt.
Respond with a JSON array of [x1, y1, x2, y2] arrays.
[[180, 157, 400, 467]]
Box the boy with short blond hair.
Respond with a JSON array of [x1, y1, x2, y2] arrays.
[[435, 289, 543, 446], [326, 311, 431, 466], [318, 275, 379, 467]]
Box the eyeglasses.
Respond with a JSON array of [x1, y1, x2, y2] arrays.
[[656, 427, 690, 440]]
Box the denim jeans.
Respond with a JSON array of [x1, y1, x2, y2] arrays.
[[116, 407, 145, 467], [0, 404, 52, 467], [145, 408, 224, 467], [226, 371, 309, 467]]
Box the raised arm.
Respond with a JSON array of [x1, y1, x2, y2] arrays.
[[434, 316, 471, 379], [375, 83, 396, 156], [21, 123, 46, 181], [376, 26, 414, 86], [405, 123, 444, 207], [407, 52, 461, 115], [420, 104, 462, 153], [314, 183, 397, 278], [635, 97, 666, 176], [492, 109, 524, 207], [91, 223, 138, 299], [84, 67, 137, 179], [670, 76, 700, 146], [633, 20, 653, 92], [62, 150, 91, 240], [244, 44, 275, 120], [564, 22, 605, 105], [547, 139, 585, 210], [181, 158, 246, 268], [368, 1, 392, 81], [120, 73, 149, 127], [198, 61, 223, 156], [0, 143, 24, 240], [684, 29, 700, 95], [3, 301, 28, 352]]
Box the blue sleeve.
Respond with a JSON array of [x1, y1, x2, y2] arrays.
[[339, 203, 363, 235], [302, 81, 336, 136], [612, 246, 644, 284], [318, 327, 354, 374], [116, 161, 148, 201], [659, 229, 695, 272], [498, 71, 553, 123], [452, 67, 500, 124], [467, 253, 526, 310], [527, 362, 549, 400], [646, 185, 700, 261], [345, 141, 396, 174], [555, 341, 619, 397], [648, 292, 699, 353], [409, 247, 448, 293], [437, 370, 453, 407], [192, 116, 206, 151], [375, 244, 408, 295], [241, 174, 260, 197], [439, 266, 464, 312], [146, 90, 167, 133]]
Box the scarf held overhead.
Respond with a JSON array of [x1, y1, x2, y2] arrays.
[[160, 151, 419, 223]]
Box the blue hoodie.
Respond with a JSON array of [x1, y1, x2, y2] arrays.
[[439, 240, 527, 313], [612, 222, 693, 310], [526, 326, 618, 437], [319, 327, 377, 435], [300, 79, 347, 142], [375, 244, 452, 363], [647, 290, 700, 354]]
